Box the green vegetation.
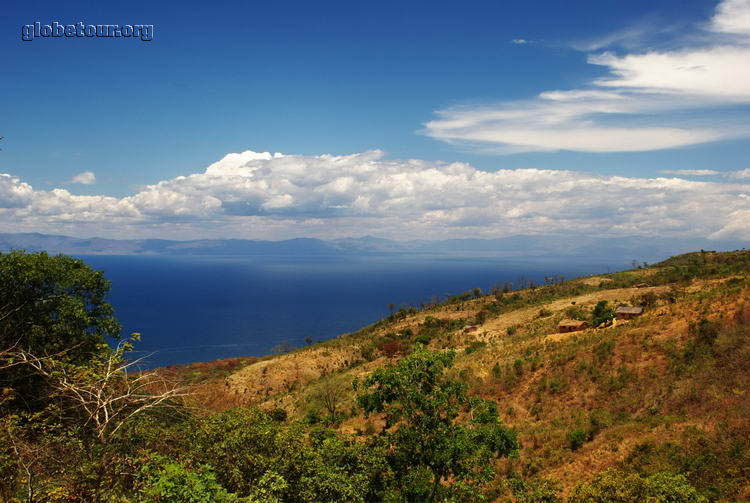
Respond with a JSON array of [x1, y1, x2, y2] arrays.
[[591, 300, 614, 327], [356, 346, 519, 502], [2, 249, 750, 502], [570, 470, 708, 503]]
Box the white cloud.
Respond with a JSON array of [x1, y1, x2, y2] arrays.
[[1, 149, 750, 240], [729, 168, 750, 178], [510, 39, 528, 45], [71, 171, 96, 185], [710, 0, 750, 35], [660, 169, 719, 176], [423, 0, 750, 154]]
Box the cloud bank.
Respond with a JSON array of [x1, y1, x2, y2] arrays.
[[423, 0, 750, 153], [1, 150, 749, 241]]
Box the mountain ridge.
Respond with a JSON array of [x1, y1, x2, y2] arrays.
[[1, 232, 748, 264]]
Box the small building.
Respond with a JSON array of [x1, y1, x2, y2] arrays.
[[558, 319, 588, 333], [615, 306, 643, 319], [463, 326, 478, 334]]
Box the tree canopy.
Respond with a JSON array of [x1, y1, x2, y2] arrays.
[[0, 250, 121, 409], [356, 345, 519, 503]]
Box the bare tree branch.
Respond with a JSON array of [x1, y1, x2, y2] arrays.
[[4, 341, 192, 442]]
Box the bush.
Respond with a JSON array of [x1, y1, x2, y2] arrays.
[[569, 428, 587, 451], [305, 409, 321, 425], [464, 341, 487, 354], [570, 470, 707, 503], [509, 477, 562, 503], [139, 458, 241, 503], [690, 318, 719, 346], [414, 334, 432, 346], [635, 291, 658, 307], [378, 340, 407, 358], [492, 362, 502, 379], [270, 408, 288, 422]]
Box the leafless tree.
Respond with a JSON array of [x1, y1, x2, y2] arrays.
[[3, 339, 191, 442], [317, 375, 345, 418]]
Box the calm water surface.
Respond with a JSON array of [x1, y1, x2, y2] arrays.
[[80, 254, 628, 367]]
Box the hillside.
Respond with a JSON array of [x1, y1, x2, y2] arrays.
[[169, 249, 750, 501]]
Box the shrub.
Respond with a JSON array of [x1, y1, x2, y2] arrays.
[[464, 341, 486, 354], [378, 340, 406, 358], [414, 334, 431, 346], [587, 409, 613, 440], [570, 470, 707, 503], [361, 346, 375, 361], [139, 458, 241, 503], [690, 318, 719, 346], [569, 428, 587, 451], [492, 362, 502, 379], [507, 326, 518, 336], [508, 478, 562, 503], [270, 408, 288, 422], [636, 291, 658, 308], [305, 409, 321, 425]]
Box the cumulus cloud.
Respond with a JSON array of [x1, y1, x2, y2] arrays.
[[423, 0, 750, 154], [729, 168, 750, 179], [710, 0, 750, 35], [71, 171, 96, 185], [1, 149, 750, 240]]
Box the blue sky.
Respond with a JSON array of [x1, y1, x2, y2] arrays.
[[1, 0, 749, 241]]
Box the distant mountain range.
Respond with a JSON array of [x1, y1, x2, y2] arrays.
[[1, 232, 748, 264]]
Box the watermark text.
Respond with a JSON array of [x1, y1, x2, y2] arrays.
[[22, 22, 153, 42]]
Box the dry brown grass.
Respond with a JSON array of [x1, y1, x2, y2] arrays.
[[162, 263, 750, 499]]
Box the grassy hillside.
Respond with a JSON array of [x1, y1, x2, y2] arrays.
[[170, 249, 750, 501]]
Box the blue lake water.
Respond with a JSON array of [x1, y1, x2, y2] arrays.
[[79, 254, 629, 367]]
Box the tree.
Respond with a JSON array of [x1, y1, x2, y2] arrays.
[[591, 300, 615, 327], [355, 345, 519, 503], [1, 334, 190, 502], [0, 250, 121, 409], [188, 408, 389, 503], [316, 375, 346, 421], [0, 250, 120, 358], [6, 334, 189, 443]]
